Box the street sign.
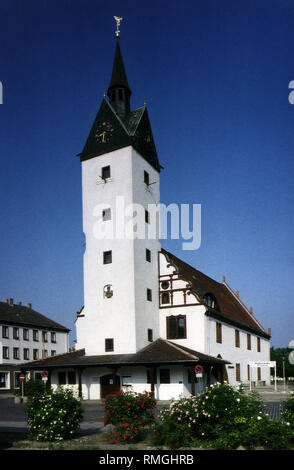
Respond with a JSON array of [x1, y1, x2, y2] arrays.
[[249, 361, 276, 368], [41, 370, 48, 378], [194, 365, 203, 374], [19, 374, 25, 382]]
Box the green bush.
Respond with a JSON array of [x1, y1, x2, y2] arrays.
[[24, 379, 47, 399], [104, 390, 156, 444], [25, 388, 83, 442], [281, 394, 294, 427], [151, 383, 292, 449]]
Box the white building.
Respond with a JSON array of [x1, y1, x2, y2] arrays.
[[22, 31, 271, 400], [0, 299, 70, 393]]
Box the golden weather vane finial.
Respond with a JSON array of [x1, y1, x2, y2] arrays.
[[114, 16, 123, 38]]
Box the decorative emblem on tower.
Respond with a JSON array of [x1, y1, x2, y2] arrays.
[[114, 16, 123, 38]]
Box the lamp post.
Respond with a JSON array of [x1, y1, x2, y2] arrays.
[[282, 356, 286, 393]]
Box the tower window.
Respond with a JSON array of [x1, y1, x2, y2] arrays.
[[161, 292, 170, 304], [102, 208, 111, 221], [147, 289, 152, 301], [166, 315, 186, 339], [148, 329, 153, 342], [144, 171, 149, 186], [146, 249, 151, 262], [145, 210, 149, 224], [105, 338, 114, 352], [103, 251, 112, 264], [101, 165, 111, 180]]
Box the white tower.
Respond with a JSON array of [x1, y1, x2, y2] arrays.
[[75, 37, 162, 356]]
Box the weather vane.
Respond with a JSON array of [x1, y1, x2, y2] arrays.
[[114, 16, 123, 38]]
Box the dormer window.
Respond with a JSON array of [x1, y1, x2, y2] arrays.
[[203, 293, 218, 310]]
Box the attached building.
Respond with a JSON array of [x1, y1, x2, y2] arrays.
[[0, 299, 70, 393]]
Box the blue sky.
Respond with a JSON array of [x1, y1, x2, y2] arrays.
[[0, 0, 293, 348]]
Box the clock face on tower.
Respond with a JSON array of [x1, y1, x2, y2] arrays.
[[95, 121, 115, 143]]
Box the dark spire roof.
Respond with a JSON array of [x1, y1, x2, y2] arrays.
[[108, 39, 131, 94]]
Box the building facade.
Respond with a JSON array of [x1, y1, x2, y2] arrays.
[[21, 30, 271, 400], [0, 299, 70, 393]]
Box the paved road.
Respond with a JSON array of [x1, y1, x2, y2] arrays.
[[0, 386, 291, 434]]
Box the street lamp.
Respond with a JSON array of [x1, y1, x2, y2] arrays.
[[282, 356, 286, 393]]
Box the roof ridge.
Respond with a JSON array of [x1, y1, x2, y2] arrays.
[[165, 339, 199, 360], [104, 98, 130, 135], [125, 105, 146, 136], [222, 281, 265, 332]]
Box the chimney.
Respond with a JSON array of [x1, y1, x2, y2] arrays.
[[250, 306, 253, 314], [16, 301, 22, 306], [235, 290, 239, 298], [8, 298, 14, 306], [27, 303, 32, 309], [268, 328, 271, 336], [4, 298, 9, 303], [222, 275, 226, 283]]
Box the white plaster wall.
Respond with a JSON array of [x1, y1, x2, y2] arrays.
[[206, 317, 271, 385], [0, 323, 68, 364], [76, 146, 161, 355]]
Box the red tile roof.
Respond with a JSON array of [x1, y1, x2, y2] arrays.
[[161, 249, 270, 339]]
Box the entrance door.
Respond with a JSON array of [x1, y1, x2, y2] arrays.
[[100, 374, 120, 399]]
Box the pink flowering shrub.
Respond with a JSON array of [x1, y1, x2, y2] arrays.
[[104, 390, 156, 444]]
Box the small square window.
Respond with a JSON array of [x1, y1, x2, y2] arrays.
[[105, 338, 114, 352], [146, 249, 151, 262], [144, 171, 149, 186], [102, 208, 111, 221], [161, 292, 170, 304], [147, 288, 152, 301], [101, 165, 111, 180], [51, 350, 56, 356], [103, 251, 112, 264]]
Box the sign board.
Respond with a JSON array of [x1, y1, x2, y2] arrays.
[[19, 374, 25, 382], [194, 365, 203, 377], [41, 370, 48, 378], [249, 361, 276, 368]]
